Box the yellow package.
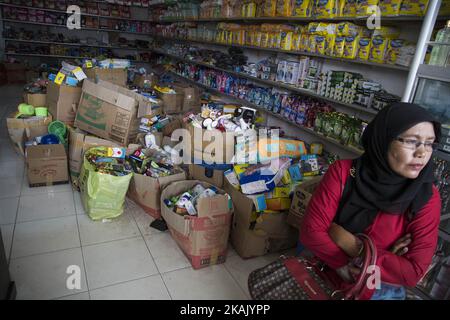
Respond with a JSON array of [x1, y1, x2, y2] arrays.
[[273, 186, 291, 198], [316, 35, 327, 55], [292, 33, 302, 51], [337, 22, 362, 37], [308, 34, 317, 53], [264, 0, 278, 16], [260, 31, 270, 47], [269, 32, 279, 48], [234, 164, 249, 179], [385, 39, 405, 64], [358, 37, 372, 60], [314, 0, 338, 18], [276, 0, 293, 16], [440, 0, 450, 15], [300, 33, 310, 51], [325, 33, 336, 56], [281, 31, 294, 50], [379, 0, 403, 15], [247, 1, 257, 17], [292, 0, 312, 17], [340, 0, 357, 17], [281, 170, 292, 185], [356, 0, 380, 16], [334, 36, 346, 57], [343, 35, 359, 59], [400, 0, 428, 15], [369, 36, 390, 64]]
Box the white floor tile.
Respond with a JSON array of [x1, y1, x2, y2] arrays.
[[0, 176, 22, 199], [129, 201, 164, 236], [90, 275, 171, 300], [73, 192, 85, 215], [83, 237, 158, 290], [224, 254, 280, 298], [56, 292, 90, 300], [1, 224, 14, 262], [0, 140, 22, 163], [10, 248, 88, 300], [11, 216, 80, 259], [21, 176, 73, 196], [143, 233, 191, 274], [77, 212, 140, 246], [0, 197, 19, 225], [162, 265, 248, 300], [0, 160, 24, 179], [17, 192, 76, 222]]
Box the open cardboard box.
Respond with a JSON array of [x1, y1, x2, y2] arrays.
[[26, 144, 69, 187], [161, 180, 233, 269]]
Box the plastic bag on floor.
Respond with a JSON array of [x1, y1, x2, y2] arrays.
[[79, 147, 133, 220]]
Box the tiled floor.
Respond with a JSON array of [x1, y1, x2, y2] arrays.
[[0, 85, 291, 300]]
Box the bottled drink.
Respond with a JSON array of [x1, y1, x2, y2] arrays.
[[429, 20, 450, 67]]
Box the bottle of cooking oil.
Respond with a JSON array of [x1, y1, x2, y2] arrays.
[[429, 20, 450, 67]]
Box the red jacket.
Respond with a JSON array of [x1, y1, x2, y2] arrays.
[[299, 159, 441, 299]]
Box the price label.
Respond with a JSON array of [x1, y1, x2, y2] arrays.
[[54, 72, 66, 85], [85, 61, 93, 68], [72, 67, 87, 81]]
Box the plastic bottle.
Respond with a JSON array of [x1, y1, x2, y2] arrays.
[[429, 20, 450, 67]]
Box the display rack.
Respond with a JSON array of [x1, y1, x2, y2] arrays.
[[168, 70, 364, 157], [150, 35, 411, 72], [152, 48, 378, 117]]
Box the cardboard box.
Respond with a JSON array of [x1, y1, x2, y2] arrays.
[[159, 91, 184, 114], [26, 144, 69, 187], [75, 79, 161, 146], [161, 180, 233, 269], [23, 93, 47, 107], [224, 179, 298, 258], [68, 127, 120, 190], [46, 82, 82, 126], [134, 74, 158, 88], [5, 63, 26, 84], [127, 166, 187, 219], [84, 68, 128, 87], [189, 124, 236, 164], [189, 164, 226, 188], [6, 113, 53, 156], [287, 176, 323, 230], [172, 82, 201, 112]]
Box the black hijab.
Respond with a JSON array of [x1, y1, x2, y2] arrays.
[[335, 103, 441, 234]]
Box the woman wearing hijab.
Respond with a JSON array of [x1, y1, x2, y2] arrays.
[[299, 103, 442, 300]]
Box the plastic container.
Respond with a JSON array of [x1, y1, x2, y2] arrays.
[[18, 103, 35, 116], [35, 107, 48, 117], [48, 120, 67, 142], [40, 134, 60, 145]]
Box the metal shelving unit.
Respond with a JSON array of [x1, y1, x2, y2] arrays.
[[153, 48, 378, 117], [4, 52, 147, 62], [0, 2, 152, 23], [168, 71, 364, 156], [4, 38, 153, 52], [151, 35, 411, 72]]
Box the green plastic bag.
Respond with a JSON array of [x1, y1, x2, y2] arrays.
[[79, 147, 133, 221]]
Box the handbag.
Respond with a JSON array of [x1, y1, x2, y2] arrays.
[[248, 234, 377, 300]]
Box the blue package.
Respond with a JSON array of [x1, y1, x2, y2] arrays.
[[288, 164, 303, 182], [239, 169, 277, 195], [65, 76, 78, 86], [48, 73, 57, 82]]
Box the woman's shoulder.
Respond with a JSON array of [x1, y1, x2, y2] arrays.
[[328, 159, 353, 174]]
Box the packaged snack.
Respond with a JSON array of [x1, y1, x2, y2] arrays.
[[333, 36, 346, 57], [280, 30, 294, 50], [358, 37, 372, 60], [337, 22, 362, 37], [292, 0, 312, 17], [356, 0, 380, 16], [340, 0, 357, 17], [325, 34, 336, 56], [300, 154, 320, 176], [399, 0, 429, 16], [316, 35, 327, 55], [277, 0, 293, 16], [343, 35, 360, 59], [385, 39, 405, 64], [379, 0, 403, 15], [314, 0, 338, 18], [369, 35, 390, 64], [263, 0, 278, 16]]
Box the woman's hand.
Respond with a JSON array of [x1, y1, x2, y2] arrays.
[[336, 263, 362, 283], [390, 233, 412, 256], [328, 223, 363, 258]]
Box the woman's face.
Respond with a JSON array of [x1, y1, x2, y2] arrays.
[[388, 122, 436, 179]]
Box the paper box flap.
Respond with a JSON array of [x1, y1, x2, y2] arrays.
[[197, 195, 230, 218], [82, 79, 136, 112], [27, 144, 67, 160]]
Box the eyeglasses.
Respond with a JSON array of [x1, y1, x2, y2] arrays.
[[395, 137, 438, 152]]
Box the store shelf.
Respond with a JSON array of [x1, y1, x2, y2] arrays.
[[168, 71, 364, 156], [435, 150, 450, 162], [4, 52, 147, 62], [0, 19, 153, 35], [91, 0, 151, 8], [153, 48, 378, 116], [151, 36, 410, 72], [4, 38, 153, 52], [0, 2, 152, 23]]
